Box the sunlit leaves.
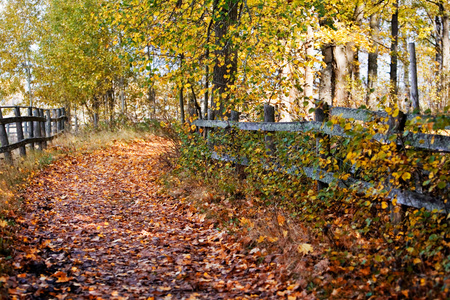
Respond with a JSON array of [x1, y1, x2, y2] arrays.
[[297, 243, 313, 255], [6, 137, 304, 298]]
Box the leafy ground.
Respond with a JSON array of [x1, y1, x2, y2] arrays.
[[2, 137, 304, 299], [1, 133, 449, 299]]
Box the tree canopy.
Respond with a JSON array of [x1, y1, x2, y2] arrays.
[[0, 0, 448, 122]]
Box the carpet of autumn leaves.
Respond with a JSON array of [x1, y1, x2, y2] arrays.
[[3, 137, 304, 299]]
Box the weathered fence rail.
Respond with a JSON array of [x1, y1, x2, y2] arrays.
[[194, 104, 450, 213], [0, 106, 67, 164]]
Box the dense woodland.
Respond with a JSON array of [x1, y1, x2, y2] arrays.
[[0, 0, 449, 125]]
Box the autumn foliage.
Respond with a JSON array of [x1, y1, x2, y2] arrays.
[[174, 121, 450, 298], [2, 137, 309, 299]]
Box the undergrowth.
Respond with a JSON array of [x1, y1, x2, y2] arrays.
[[160, 121, 450, 299]]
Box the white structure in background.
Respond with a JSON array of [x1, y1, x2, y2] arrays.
[[278, 26, 315, 122]]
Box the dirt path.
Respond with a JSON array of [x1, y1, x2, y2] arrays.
[[6, 137, 300, 299]]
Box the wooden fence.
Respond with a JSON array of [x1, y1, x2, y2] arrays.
[[0, 106, 68, 164], [194, 104, 450, 213]]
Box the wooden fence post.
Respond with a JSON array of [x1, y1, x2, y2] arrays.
[[52, 109, 57, 136], [24, 118, 28, 138], [230, 110, 244, 177], [203, 108, 214, 140], [230, 110, 240, 122], [387, 110, 407, 224], [57, 109, 62, 133], [74, 107, 79, 134], [264, 104, 275, 156], [315, 101, 330, 191], [40, 109, 47, 148], [33, 108, 43, 151], [62, 107, 67, 131], [28, 107, 34, 149], [0, 109, 13, 164], [14, 107, 26, 157], [46, 110, 51, 138], [230, 110, 240, 156]]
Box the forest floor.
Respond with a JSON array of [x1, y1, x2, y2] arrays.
[[2, 137, 304, 299]]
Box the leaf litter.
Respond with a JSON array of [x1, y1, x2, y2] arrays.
[[5, 137, 304, 299]]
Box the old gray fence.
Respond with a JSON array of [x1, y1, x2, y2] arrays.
[[194, 104, 450, 213], [0, 106, 67, 164]]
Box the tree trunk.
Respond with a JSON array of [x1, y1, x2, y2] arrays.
[[120, 77, 126, 114], [74, 105, 79, 134], [108, 89, 114, 130], [390, 1, 399, 101], [367, 13, 380, 107], [212, 0, 239, 119], [93, 96, 100, 129], [409, 43, 420, 112], [441, 6, 449, 108], [179, 86, 185, 123], [304, 26, 314, 102], [179, 54, 185, 123], [334, 44, 349, 106], [319, 44, 334, 106], [203, 12, 214, 120], [442, 5, 449, 74], [346, 3, 364, 104], [147, 45, 156, 119], [403, 51, 411, 112]]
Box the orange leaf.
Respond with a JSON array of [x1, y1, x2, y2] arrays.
[[277, 214, 285, 226]]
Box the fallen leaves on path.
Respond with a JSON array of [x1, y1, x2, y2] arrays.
[[6, 137, 304, 299]]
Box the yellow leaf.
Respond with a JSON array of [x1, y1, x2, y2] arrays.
[[413, 258, 421, 264], [297, 243, 313, 255], [401, 172, 411, 181], [283, 230, 288, 237], [392, 108, 399, 118], [191, 124, 196, 131], [267, 236, 279, 243], [0, 220, 8, 228], [341, 173, 351, 181], [277, 214, 285, 226], [381, 202, 388, 209], [239, 217, 254, 228], [257, 235, 266, 243]]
